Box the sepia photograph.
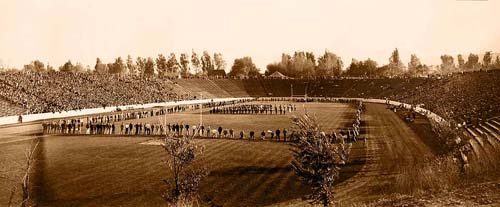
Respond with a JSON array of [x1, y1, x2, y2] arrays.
[[0, 0, 499, 206]]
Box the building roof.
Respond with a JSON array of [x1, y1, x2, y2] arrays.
[[268, 71, 288, 79], [207, 69, 226, 77]]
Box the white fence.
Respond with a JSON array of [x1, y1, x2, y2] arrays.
[[256, 97, 447, 124], [0, 96, 447, 126], [0, 97, 254, 126]]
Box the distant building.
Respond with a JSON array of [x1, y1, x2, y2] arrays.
[[208, 69, 226, 78], [267, 71, 290, 79]]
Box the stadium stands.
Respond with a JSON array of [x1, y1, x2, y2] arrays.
[[0, 97, 25, 117], [0, 70, 498, 127], [0, 71, 187, 115], [176, 79, 234, 98], [212, 79, 250, 97], [460, 116, 500, 166]]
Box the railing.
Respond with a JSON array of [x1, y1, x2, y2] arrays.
[[0, 97, 254, 126]]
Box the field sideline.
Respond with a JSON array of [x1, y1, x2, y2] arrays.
[[0, 102, 438, 206], [1, 102, 361, 206]]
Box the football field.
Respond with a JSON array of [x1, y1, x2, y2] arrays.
[[1, 102, 363, 206]]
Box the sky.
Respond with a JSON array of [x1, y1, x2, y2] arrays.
[[0, 0, 499, 71]]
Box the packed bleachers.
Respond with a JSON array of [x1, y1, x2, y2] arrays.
[[0, 71, 189, 115], [252, 71, 500, 126], [0, 97, 25, 116], [1, 70, 498, 127]]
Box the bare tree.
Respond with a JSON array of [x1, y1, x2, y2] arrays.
[[161, 133, 208, 206], [1, 138, 40, 207], [290, 114, 351, 207]]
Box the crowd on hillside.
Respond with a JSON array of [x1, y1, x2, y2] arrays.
[[0, 71, 190, 114], [389, 70, 500, 126], [2, 70, 499, 127]]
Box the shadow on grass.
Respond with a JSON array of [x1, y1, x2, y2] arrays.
[[32, 134, 54, 205], [209, 166, 292, 177]]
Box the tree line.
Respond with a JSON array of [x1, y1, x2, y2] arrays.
[[20, 51, 227, 78], [13, 49, 500, 79], [266, 49, 500, 78]]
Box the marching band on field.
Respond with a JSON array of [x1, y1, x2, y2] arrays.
[[42, 101, 364, 144]]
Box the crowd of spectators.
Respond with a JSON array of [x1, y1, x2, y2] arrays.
[[388, 70, 500, 126], [1, 70, 498, 127], [0, 71, 190, 114], [302, 70, 500, 126]]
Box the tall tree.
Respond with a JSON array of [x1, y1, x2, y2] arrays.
[[156, 54, 168, 77], [407, 54, 422, 76], [229, 57, 260, 77], [109, 57, 125, 74], [344, 58, 378, 77], [166, 53, 180, 76], [179, 53, 190, 77], [32, 60, 45, 72], [23, 60, 45, 72], [191, 51, 201, 75], [291, 51, 315, 79], [291, 114, 351, 207], [265, 53, 291, 76], [213, 53, 226, 71], [95, 58, 107, 74], [483, 51, 492, 69], [144, 57, 155, 76], [126, 55, 136, 75], [388, 48, 404, 76], [73, 63, 85, 73], [440, 55, 455, 74], [316, 51, 343, 78], [46, 63, 54, 72], [200, 51, 213, 72], [457, 54, 465, 71], [306, 52, 315, 63], [493, 56, 500, 69], [136, 57, 146, 76], [59, 60, 74, 72], [465, 53, 480, 70]]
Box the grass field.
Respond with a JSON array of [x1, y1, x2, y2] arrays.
[[115, 101, 356, 135], [1, 102, 363, 207]]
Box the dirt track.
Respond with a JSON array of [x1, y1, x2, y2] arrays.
[[335, 103, 434, 204], [273, 103, 436, 206]]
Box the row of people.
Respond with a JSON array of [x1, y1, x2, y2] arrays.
[[209, 104, 296, 115]]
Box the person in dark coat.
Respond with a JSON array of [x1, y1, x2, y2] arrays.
[[276, 129, 281, 141], [283, 128, 287, 142], [218, 126, 223, 138]]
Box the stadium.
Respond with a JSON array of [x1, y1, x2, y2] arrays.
[[0, 69, 499, 206], [2, 1, 500, 206]]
